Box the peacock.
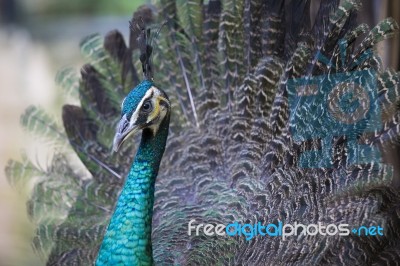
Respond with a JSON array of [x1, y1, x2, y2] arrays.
[[5, 0, 400, 265]]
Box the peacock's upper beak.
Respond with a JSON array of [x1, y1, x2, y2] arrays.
[[112, 114, 141, 152]]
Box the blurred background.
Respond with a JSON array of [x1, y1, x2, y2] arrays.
[[0, 0, 144, 265], [0, 0, 398, 265]]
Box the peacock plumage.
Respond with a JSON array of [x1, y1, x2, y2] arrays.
[[5, 0, 400, 265]]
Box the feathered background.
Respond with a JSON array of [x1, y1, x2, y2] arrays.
[[0, 1, 144, 265], [0, 0, 399, 265]]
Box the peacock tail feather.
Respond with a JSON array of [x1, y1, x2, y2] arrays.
[[5, 0, 400, 265]]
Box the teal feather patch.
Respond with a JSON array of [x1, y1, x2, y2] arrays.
[[97, 81, 170, 265]]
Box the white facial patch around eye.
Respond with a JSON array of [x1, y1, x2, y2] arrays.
[[148, 111, 164, 135], [146, 87, 171, 125], [128, 86, 158, 126], [147, 97, 170, 135]]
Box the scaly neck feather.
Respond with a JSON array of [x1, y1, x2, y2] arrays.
[[96, 114, 169, 266]]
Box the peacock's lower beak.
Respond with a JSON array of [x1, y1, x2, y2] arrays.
[[112, 114, 141, 152]]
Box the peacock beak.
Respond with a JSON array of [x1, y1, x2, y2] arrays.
[[112, 114, 141, 152]]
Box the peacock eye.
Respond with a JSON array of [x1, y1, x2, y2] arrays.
[[142, 101, 152, 112]]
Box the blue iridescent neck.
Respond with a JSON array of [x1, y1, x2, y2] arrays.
[[96, 114, 169, 266]]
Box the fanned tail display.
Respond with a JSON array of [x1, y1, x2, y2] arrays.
[[6, 1, 400, 265]]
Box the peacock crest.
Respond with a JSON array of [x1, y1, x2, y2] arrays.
[[5, 0, 400, 265]]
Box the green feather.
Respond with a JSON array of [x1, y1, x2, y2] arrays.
[[20, 105, 67, 147], [55, 67, 80, 101]]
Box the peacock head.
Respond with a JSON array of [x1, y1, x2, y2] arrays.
[[112, 80, 170, 152]]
